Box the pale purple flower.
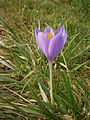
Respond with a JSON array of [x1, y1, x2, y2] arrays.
[[35, 25, 67, 62]]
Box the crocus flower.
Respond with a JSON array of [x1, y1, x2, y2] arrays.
[[35, 25, 67, 104], [35, 25, 67, 62]]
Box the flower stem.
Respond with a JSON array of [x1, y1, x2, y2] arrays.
[[49, 61, 53, 104]]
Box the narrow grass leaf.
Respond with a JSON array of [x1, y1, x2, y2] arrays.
[[22, 105, 59, 120], [0, 59, 14, 70], [28, 83, 44, 109], [70, 44, 90, 60], [70, 60, 89, 72], [38, 82, 49, 102], [0, 76, 18, 83], [59, 62, 67, 69], [33, 74, 49, 96], [76, 79, 90, 96], [70, 36, 86, 54], [0, 16, 18, 39], [61, 51, 79, 116], [63, 33, 79, 54], [61, 51, 68, 71], [0, 97, 29, 117]]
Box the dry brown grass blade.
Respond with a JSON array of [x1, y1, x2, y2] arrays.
[[20, 69, 35, 82], [3, 86, 36, 104]]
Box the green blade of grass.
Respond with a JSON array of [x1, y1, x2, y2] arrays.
[[0, 57, 14, 70], [70, 60, 89, 72], [76, 79, 90, 96], [69, 44, 90, 61], [28, 83, 44, 109], [61, 51, 79, 117], [22, 105, 60, 120], [0, 97, 29, 117], [0, 16, 18, 39], [38, 82, 49, 102], [33, 74, 50, 97], [63, 33, 79, 54], [0, 76, 18, 83]]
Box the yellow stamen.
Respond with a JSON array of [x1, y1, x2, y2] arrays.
[[46, 32, 53, 40]]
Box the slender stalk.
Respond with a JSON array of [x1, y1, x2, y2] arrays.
[[49, 61, 53, 104]]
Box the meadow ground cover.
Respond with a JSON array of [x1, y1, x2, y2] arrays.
[[0, 0, 90, 119]]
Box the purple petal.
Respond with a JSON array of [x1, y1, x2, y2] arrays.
[[48, 29, 67, 61], [55, 25, 64, 35], [62, 25, 66, 36], [44, 26, 54, 38], [35, 27, 43, 51], [38, 32, 50, 59], [35, 27, 40, 39]]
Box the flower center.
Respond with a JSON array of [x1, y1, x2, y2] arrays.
[[46, 32, 53, 40]]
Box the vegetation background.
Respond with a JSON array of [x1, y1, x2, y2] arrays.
[[0, 0, 90, 119]]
